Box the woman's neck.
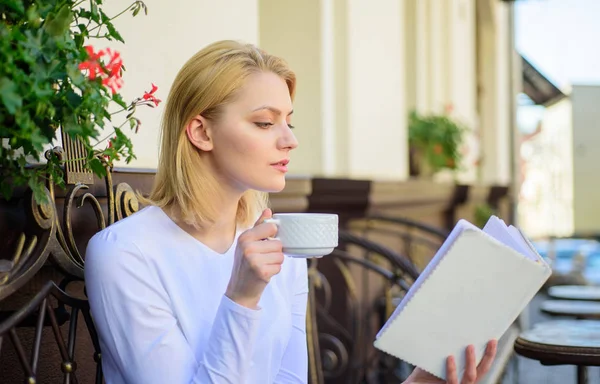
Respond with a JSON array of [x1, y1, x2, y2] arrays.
[[166, 198, 240, 254]]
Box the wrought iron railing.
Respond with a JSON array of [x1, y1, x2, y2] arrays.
[[0, 139, 140, 382], [307, 230, 421, 384]]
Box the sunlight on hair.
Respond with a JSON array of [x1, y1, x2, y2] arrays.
[[138, 40, 296, 229]]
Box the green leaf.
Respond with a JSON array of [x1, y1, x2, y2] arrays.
[[0, 78, 22, 114], [0, 180, 12, 200], [3, 0, 25, 15], [90, 1, 99, 20], [66, 90, 83, 108], [26, 4, 41, 26], [62, 115, 84, 136], [28, 177, 48, 204], [88, 157, 107, 177], [29, 130, 49, 152], [111, 93, 127, 109], [105, 22, 124, 43], [99, 9, 110, 23], [44, 5, 73, 36]]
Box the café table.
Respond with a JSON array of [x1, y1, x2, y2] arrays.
[[514, 320, 600, 384], [548, 285, 600, 302]]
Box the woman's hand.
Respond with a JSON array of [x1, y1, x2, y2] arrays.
[[225, 209, 283, 309], [403, 339, 498, 384]]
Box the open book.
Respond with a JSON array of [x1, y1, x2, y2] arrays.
[[373, 216, 551, 381]]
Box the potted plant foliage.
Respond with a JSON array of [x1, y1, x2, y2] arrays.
[[0, 0, 160, 202], [408, 106, 468, 178]]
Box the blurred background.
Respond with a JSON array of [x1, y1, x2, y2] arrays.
[[102, 0, 596, 240]]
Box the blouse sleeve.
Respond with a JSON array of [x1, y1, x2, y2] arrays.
[[84, 232, 261, 384], [273, 258, 309, 383]]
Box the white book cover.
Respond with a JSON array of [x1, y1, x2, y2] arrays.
[[373, 216, 551, 381]]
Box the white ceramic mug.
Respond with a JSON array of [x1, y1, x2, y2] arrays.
[[264, 213, 339, 258]]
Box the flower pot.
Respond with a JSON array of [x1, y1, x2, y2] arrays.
[[409, 146, 436, 178]]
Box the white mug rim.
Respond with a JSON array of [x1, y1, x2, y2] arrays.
[[272, 213, 337, 218]]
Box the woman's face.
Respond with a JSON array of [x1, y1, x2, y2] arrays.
[[202, 71, 298, 194]]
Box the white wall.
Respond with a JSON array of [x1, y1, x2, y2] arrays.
[[346, 0, 407, 180], [100, 0, 259, 169], [258, 0, 324, 177], [518, 99, 574, 238], [449, 0, 478, 128], [259, 0, 408, 180], [572, 85, 600, 233], [478, 0, 512, 185], [407, 0, 479, 183]]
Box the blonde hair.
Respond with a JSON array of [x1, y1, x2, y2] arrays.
[[140, 40, 296, 229]]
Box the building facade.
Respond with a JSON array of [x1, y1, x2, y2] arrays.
[[102, 0, 517, 186]]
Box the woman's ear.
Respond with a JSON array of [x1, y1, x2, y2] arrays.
[[185, 115, 213, 152]]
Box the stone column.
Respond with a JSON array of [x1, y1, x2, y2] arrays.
[[477, 0, 513, 184], [260, 0, 409, 180]]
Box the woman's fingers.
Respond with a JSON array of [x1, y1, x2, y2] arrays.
[[253, 208, 272, 226], [475, 339, 498, 378], [461, 345, 477, 384], [444, 340, 498, 384], [247, 238, 283, 254], [446, 355, 458, 384], [251, 252, 284, 282]]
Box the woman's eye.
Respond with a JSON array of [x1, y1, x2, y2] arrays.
[[255, 122, 273, 128], [287, 124, 295, 129]]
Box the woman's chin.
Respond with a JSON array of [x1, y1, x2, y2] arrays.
[[253, 179, 286, 194]]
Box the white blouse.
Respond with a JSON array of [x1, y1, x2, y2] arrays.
[[84, 205, 309, 384]]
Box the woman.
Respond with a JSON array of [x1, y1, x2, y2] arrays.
[[85, 40, 497, 384]]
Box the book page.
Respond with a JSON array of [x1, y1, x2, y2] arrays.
[[508, 225, 545, 263], [482, 216, 530, 257], [482, 216, 538, 262]]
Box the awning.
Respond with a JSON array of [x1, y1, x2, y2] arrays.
[[521, 55, 567, 107]]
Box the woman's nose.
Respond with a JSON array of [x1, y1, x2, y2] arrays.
[[279, 126, 298, 150]]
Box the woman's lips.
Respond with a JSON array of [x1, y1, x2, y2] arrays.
[[271, 159, 289, 172]]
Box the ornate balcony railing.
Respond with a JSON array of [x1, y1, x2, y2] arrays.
[[0, 139, 141, 383]]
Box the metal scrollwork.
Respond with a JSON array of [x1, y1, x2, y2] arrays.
[[0, 143, 143, 382], [114, 181, 140, 221], [307, 231, 419, 383], [319, 334, 350, 378], [1, 147, 141, 296], [61, 183, 105, 267], [0, 188, 56, 301]]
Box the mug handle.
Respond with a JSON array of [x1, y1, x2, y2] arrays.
[[263, 218, 280, 240]]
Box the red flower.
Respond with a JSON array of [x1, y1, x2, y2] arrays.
[[79, 46, 105, 80], [105, 48, 124, 77], [104, 137, 120, 161], [103, 138, 114, 160], [102, 75, 124, 94], [142, 83, 161, 106], [444, 103, 454, 115], [79, 46, 124, 94]]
